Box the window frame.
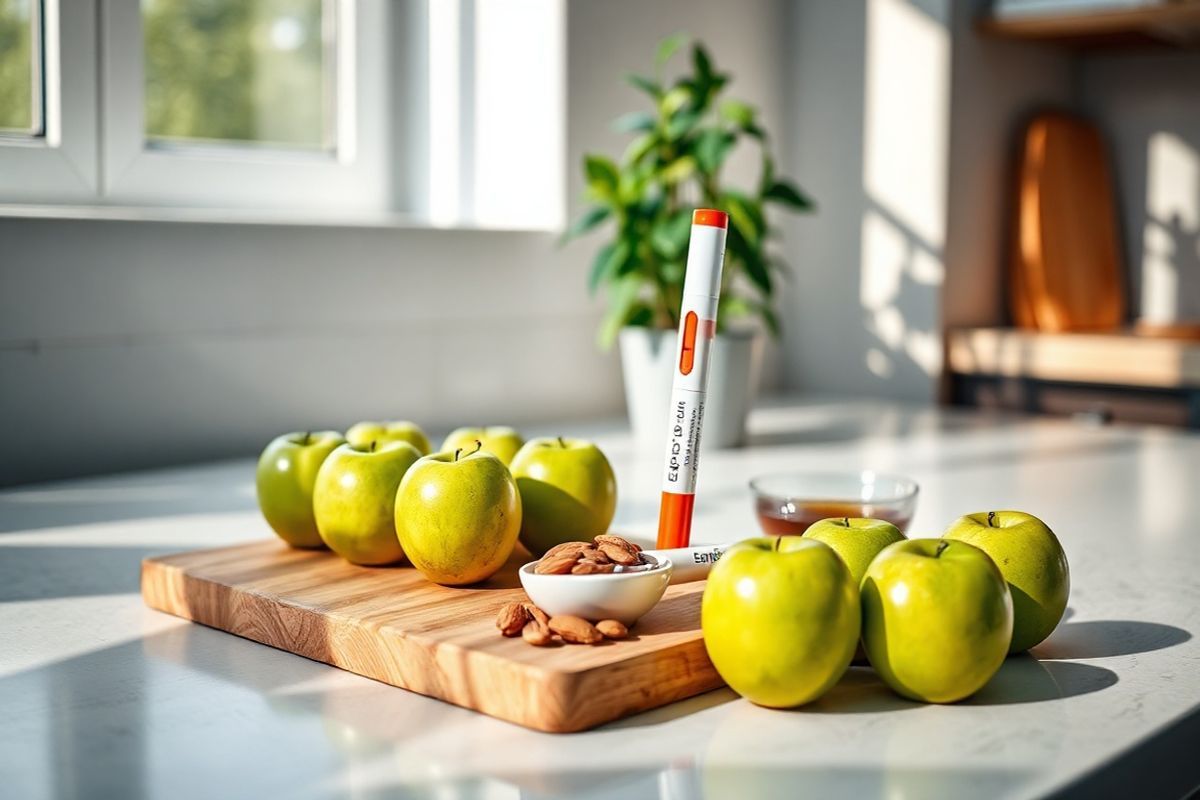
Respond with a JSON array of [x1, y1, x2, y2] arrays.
[[97, 0, 389, 212], [0, 0, 99, 202]]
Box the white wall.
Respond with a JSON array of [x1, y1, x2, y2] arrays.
[[1077, 50, 1200, 325], [0, 0, 789, 485], [778, 0, 1079, 402]]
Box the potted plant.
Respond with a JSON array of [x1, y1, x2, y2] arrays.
[[562, 35, 815, 448]]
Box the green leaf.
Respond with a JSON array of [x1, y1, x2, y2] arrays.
[[759, 153, 775, 197], [612, 111, 656, 134], [624, 132, 658, 166], [626, 304, 655, 327], [665, 109, 701, 141], [659, 260, 685, 285], [560, 205, 610, 245], [743, 122, 766, 140], [719, 100, 755, 129], [656, 33, 687, 68], [660, 155, 697, 184], [597, 275, 644, 349], [584, 155, 620, 200], [590, 242, 628, 298], [726, 226, 772, 297], [764, 179, 815, 211], [692, 43, 715, 86], [724, 190, 765, 245], [626, 73, 662, 99], [695, 128, 735, 174], [660, 85, 692, 117], [650, 211, 692, 259]]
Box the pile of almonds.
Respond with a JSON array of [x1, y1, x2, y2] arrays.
[[532, 534, 648, 575], [496, 601, 628, 646]]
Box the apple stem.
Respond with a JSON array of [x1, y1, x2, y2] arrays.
[[370, 440, 377, 453], [557, 436, 566, 448], [987, 511, 996, 528], [456, 440, 483, 461], [936, 540, 950, 558], [773, 536, 783, 552], [301, 431, 312, 446], [843, 517, 849, 527]]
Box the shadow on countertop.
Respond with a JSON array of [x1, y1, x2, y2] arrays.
[[1034, 620, 1193, 660]]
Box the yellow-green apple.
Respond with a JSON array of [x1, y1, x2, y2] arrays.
[[508, 437, 617, 555], [255, 431, 345, 548], [804, 517, 906, 662], [345, 420, 432, 455], [394, 445, 521, 585], [803, 517, 906, 586], [440, 426, 525, 465], [701, 537, 860, 708], [943, 510, 1069, 653], [313, 441, 422, 565], [861, 539, 1013, 703]]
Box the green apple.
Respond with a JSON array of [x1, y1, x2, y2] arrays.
[[345, 420, 432, 455], [508, 437, 617, 556], [313, 441, 422, 565], [943, 510, 1070, 653], [701, 537, 860, 708], [803, 517, 906, 586], [861, 539, 1013, 703], [394, 445, 522, 585], [255, 431, 346, 548], [440, 426, 525, 465]]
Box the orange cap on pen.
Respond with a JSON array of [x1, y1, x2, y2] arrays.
[[692, 208, 729, 228]]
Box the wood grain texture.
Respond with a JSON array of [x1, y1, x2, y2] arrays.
[[1010, 113, 1126, 333], [141, 540, 723, 732], [947, 327, 1200, 388]]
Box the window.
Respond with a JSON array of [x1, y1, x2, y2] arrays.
[[101, 0, 387, 211], [142, 0, 332, 151], [0, 0, 565, 227], [0, 0, 97, 202], [0, 0, 42, 136]]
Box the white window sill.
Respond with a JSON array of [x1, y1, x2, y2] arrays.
[[0, 203, 561, 234]]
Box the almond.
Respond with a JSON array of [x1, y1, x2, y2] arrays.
[[549, 615, 604, 644], [571, 560, 616, 575], [496, 602, 530, 636], [522, 619, 553, 646], [523, 602, 550, 628], [543, 541, 590, 559], [534, 553, 579, 575], [595, 619, 629, 639], [594, 535, 643, 560], [579, 546, 610, 564], [597, 541, 640, 566]]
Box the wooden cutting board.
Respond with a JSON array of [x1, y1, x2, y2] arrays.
[[141, 540, 721, 732], [1011, 112, 1126, 332]]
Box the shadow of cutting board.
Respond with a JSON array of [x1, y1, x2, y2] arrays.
[[141, 540, 721, 732], [1011, 113, 1126, 332]]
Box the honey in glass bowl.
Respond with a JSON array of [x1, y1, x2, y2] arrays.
[[749, 472, 919, 537], [755, 499, 913, 536]]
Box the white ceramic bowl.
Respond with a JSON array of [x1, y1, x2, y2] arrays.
[[518, 555, 673, 626]]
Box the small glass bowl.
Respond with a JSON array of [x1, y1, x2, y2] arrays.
[[749, 471, 919, 536]]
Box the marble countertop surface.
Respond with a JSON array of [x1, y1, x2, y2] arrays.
[[2, 398, 1198, 800]]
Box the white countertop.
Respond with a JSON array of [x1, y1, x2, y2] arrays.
[[2, 398, 1198, 800]]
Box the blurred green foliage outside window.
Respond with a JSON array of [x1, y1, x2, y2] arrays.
[[142, 0, 331, 149], [0, 0, 36, 134]]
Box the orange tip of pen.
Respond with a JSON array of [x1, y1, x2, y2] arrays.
[[692, 208, 728, 229], [657, 491, 696, 550]]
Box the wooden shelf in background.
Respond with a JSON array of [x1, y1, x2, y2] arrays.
[[947, 327, 1200, 389], [979, 2, 1200, 47]]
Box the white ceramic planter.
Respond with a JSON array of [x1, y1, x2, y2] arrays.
[[619, 326, 763, 451]]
